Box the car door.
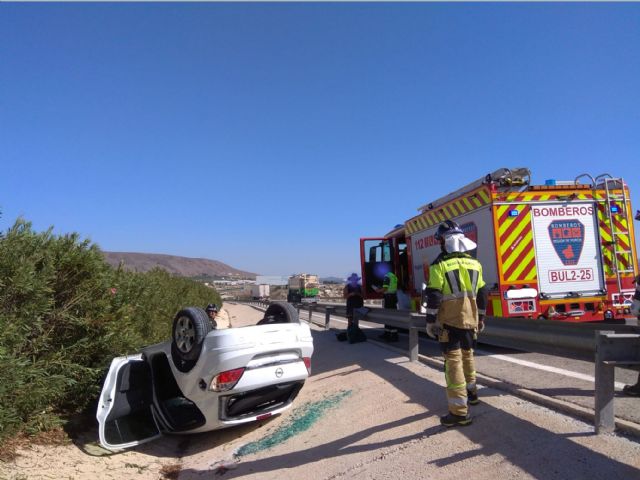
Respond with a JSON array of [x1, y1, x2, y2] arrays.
[[96, 354, 162, 450]]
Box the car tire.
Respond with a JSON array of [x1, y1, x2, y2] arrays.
[[258, 301, 299, 325], [172, 307, 212, 364]]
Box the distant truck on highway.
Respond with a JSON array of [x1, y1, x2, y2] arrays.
[[251, 284, 270, 301], [287, 274, 320, 304]]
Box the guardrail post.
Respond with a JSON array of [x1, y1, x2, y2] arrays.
[[594, 330, 640, 434], [325, 307, 335, 330], [308, 304, 314, 323], [409, 315, 419, 362], [595, 330, 616, 434]]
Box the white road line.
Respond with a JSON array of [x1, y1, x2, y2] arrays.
[[476, 349, 627, 389]]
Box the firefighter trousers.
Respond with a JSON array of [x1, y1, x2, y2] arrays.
[[440, 326, 477, 417]]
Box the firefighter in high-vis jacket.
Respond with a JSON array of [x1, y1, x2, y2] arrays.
[[380, 271, 399, 342], [424, 220, 488, 427]]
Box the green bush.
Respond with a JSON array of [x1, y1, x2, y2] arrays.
[[0, 219, 221, 443]]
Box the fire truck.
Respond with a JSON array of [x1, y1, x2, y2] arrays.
[[360, 168, 638, 322]]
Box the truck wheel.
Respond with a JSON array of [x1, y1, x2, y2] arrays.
[[258, 301, 299, 325], [172, 307, 212, 364]]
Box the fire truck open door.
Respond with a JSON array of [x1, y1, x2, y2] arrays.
[[360, 238, 394, 298]]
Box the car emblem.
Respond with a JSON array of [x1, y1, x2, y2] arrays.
[[275, 367, 284, 378]]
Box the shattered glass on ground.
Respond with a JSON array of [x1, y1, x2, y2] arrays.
[[235, 390, 352, 457]]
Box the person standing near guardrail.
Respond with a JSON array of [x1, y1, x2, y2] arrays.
[[424, 220, 488, 427], [343, 273, 364, 328]]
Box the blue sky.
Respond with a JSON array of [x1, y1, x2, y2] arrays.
[[1, 3, 639, 278]]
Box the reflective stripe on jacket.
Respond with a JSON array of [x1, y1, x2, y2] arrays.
[[383, 272, 398, 294], [426, 252, 486, 329]]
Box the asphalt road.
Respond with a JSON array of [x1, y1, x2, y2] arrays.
[[174, 303, 640, 479], [317, 310, 640, 426]]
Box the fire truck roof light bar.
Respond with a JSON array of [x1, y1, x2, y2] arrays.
[[417, 167, 531, 212]]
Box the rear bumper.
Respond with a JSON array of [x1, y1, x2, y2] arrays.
[[220, 381, 305, 420]]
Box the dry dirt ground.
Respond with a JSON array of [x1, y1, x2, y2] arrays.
[[2, 303, 640, 480]]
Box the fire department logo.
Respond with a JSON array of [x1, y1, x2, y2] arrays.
[[460, 222, 478, 244], [548, 219, 584, 266]]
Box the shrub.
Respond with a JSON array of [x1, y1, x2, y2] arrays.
[[0, 219, 220, 443]]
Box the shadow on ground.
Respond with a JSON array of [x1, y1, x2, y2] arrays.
[[174, 324, 640, 479]]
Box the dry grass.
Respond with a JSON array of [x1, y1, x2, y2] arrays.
[[0, 427, 70, 462], [160, 463, 183, 480]]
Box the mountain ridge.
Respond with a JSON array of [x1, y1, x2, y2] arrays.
[[102, 251, 256, 279]]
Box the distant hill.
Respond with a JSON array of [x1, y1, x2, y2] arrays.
[[321, 276, 347, 284], [103, 252, 256, 279]]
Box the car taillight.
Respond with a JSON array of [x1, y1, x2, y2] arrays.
[[303, 357, 311, 374], [210, 367, 245, 392]]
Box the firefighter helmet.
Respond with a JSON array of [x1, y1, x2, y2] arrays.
[[434, 220, 463, 241]]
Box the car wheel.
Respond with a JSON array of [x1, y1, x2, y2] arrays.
[[172, 307, 212, 363], [258, 301, 299, 325]]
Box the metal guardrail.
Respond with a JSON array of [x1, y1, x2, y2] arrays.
[[237, 300, 639, 360], [305, 302, 640, 360], [241, 300, 271, 309], [480, 316, 640, 361], [594, 331, 640, 433]]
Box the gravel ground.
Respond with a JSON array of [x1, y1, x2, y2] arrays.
[[2, 302, 639, 480]]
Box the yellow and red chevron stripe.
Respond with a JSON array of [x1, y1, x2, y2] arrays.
[[495, 203, 537, 283], [499, 191, 595, 202], [597, 200, 633, 276], [406, 186, 491, 235]]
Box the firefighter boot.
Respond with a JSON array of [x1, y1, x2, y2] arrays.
[[378, 327, 398, 342], [622, 383, 640, 397], [440, 412, 472, 427], [388, 329, 399, 342]]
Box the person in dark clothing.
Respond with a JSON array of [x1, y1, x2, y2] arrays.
[[205, 303, 218, 329], [343, 273, 364, 328]]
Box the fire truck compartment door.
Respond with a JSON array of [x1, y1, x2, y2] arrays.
[[531, 202, 605, 297], [360, 238, 393, 297]]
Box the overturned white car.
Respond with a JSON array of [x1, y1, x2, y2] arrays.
[[96, 302, 314, 451]]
